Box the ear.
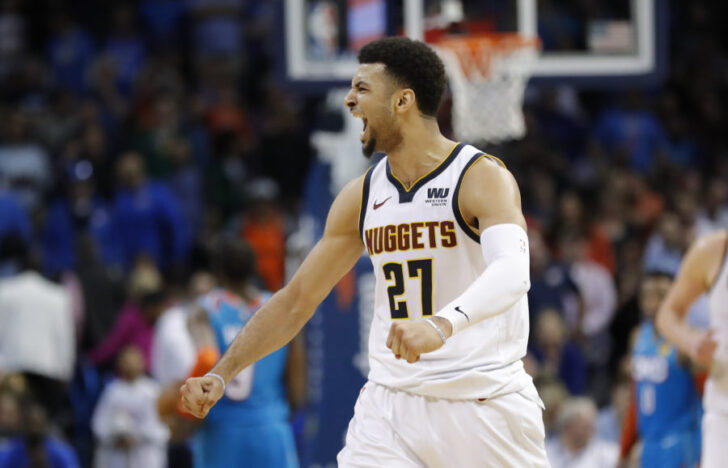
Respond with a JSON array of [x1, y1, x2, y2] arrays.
[[393, 89, 416, 114]]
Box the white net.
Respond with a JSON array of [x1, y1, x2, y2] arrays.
[[435, 34, 540, 144]]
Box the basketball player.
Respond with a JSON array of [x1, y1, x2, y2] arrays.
[[159, 239, 303, 468], [656, 230, 726, 468], [180, 37, 549, 467], [621, 271, 701, 467]]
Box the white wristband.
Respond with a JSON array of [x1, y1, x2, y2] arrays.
[[205, 372, 226, 389], [424, 318, 447, 344]]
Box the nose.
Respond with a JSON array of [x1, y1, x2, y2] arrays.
[[344, 89, 356, 109]]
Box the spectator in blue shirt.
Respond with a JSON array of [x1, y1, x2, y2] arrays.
[[0, 190, 30, 244], [104, 4, 145, 97], [138, 0, 185, 48], [642, 212, 685, 276], [41, 159, 121, 276], [46, 12, 96, 95], [0, 190, 31, 278], [530, 309, 588, 395], [0, 402, 80, 468], [111, 151, 189, 271], [528, 226, 582, 330], [0, 111, 52, 213], [593, 92, 670, 173]]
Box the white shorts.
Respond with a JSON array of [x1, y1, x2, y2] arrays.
[[337, 381, 550, 468], [702, 411, 728, 468]]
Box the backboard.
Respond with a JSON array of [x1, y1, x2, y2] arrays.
[[280, 0, 667, 90]]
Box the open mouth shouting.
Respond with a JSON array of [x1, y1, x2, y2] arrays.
[[351, 110, 369, 143]]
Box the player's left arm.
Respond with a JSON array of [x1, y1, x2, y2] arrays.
[[388, 157, 530, 363]]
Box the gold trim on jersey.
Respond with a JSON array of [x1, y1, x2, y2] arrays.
[[457, 154, 486, 239], [388, 142, 461, 192], [454, 153, 508, 239]]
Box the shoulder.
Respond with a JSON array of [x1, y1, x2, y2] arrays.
[[339, 172, 369, 204], [458, 152, 525, 231], [461, 153, 520, 200], [684, 229, 728, 288], [694, 229, 728, 256], [324, 171, 370, 237], [334, 173, 369, 218]]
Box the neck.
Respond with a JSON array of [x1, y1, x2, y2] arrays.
[[385, 117, 456, 189]]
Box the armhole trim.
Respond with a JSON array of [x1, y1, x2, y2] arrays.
[[358, 165, 374, 240], [452, 152, 486, 243]]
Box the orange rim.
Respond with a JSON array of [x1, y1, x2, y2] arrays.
[[434, 33, 540, 79]]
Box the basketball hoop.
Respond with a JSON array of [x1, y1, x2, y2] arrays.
[[434, 33, 540, 144]]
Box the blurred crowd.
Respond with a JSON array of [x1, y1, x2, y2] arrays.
[[0, 0, 725, 467], [0, 1, 311, 467]]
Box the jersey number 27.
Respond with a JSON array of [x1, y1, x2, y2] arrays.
[[383, 259, 433, 319]]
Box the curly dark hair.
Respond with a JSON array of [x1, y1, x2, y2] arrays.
[[358, 37, 446, 117]]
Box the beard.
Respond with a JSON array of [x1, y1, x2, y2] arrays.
[[362, 137, 376, 158], [361, 113, 402, 158]]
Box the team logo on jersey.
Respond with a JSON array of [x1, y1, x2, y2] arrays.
[[373, 196, 391, 210], [425, 188, 449, 207]]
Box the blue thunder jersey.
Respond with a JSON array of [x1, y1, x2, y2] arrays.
[[631, 321, 701, 466], [194, 289, 299, 468], [200, 289, 290, 426]]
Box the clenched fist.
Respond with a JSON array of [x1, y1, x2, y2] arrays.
[[179, 375, 225, 419], [386, 318, 452, 363]]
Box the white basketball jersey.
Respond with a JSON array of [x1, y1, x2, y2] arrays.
[[359, 143, 532, 400], [707, 235, 728, 414]]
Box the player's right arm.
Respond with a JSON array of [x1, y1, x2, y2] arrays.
[[180, 175, 365, 418], [656, 231, 725, 366]]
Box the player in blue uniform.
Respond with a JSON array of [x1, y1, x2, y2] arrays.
[[158, 238, 305, 468], [621, 271, 702, 467]]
